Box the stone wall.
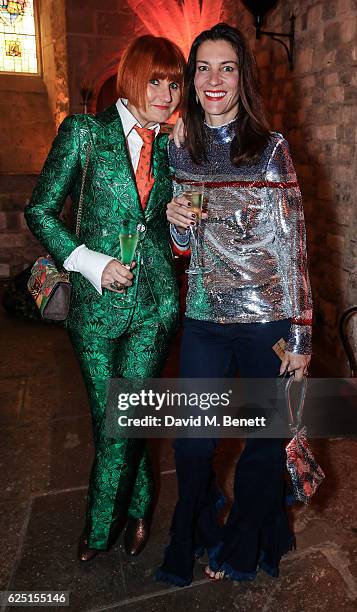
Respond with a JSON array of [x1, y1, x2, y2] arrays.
[[223, 0, 357, 373], [0, 175, 39, 278], [0, 0, 69, 176], [39, 0, 69, 128], [0, 74, 55, 175], [0, 0, 69, 277], [65, 0, 138, 114], [0, 70, 55, 276]]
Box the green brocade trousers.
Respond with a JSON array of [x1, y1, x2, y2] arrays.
[[69, 306, 171, 550]]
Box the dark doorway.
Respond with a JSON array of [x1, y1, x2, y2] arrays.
[[96, 74, 117, 113]]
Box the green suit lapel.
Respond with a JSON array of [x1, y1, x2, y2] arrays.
[[92, 105, 145, 224], [90, 105, 171, 224]]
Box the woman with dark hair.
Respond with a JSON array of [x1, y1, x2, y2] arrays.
[[26, 35, 185, 562], [156, 23, 312, 586]]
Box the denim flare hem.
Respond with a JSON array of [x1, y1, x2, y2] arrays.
[[154, 567, 192, 587]]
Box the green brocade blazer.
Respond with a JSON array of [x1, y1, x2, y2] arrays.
[[25, 105, 179, 338]]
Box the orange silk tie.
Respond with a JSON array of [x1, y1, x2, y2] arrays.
[[134, 126, 155, 209]]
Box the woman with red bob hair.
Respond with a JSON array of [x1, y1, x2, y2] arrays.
[[25, 35, 185, 562]]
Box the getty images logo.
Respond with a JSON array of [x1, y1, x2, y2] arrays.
[[117, 389, 232, 411]]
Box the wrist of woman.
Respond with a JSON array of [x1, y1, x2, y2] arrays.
[[286, 323, 312, 356], [170, 224, 190, 244]]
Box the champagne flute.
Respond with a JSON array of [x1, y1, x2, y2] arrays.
[[185, 190, 212, 275], [113, 220, 139, 309]]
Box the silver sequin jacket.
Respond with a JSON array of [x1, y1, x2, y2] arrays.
[[170, 122, 313, 355]]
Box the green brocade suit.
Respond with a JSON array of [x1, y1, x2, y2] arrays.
[[25, 105, 179, 549]]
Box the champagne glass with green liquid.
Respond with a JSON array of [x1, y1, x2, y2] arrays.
[[113, 220, 139, 309]]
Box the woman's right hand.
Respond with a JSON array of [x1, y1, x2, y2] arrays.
[[167, 196, 196, 231], [101, 259, 135, 292], [168, 117, 186, 148]]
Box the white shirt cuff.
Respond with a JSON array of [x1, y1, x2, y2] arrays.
[[63, 244, 114, 295]]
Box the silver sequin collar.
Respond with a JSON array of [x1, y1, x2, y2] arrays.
[[204, 118, 237, 144]]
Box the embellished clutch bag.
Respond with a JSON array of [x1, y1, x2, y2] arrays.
[[27, 256, 71, 320], [27, 144, 91, 321], [285, 376, 325, 504]]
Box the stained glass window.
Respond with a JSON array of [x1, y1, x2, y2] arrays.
[[0, 0, 38, 73]]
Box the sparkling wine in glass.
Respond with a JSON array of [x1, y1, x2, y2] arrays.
[[184, 190, 212, 275], [113, 220, 139, 309], [120, 230, 139, 266]]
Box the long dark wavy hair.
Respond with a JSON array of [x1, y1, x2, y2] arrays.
[[182, 23, 270, 165]]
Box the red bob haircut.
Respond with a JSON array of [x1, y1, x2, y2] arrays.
[[117, 35, 186, 109]]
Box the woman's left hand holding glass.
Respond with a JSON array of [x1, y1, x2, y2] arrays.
[[167, 195, 208, 229], [280, 351, 311, 381], [167, 196, 196, 229]]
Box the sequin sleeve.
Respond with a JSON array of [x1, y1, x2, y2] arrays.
[[25, 115, 82, 267], [168, 149, 191, 254], [266, 138, 313, 355], [170, 223, 190, 250]]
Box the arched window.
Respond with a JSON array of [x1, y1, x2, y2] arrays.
[[0, 0, 38, 73]]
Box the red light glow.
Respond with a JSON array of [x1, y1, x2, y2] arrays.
[[126, 0, 224, 57]]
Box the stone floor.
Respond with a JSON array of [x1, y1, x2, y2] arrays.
[[0, 307, 357, 612]]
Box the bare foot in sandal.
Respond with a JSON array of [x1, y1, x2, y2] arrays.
[[204, 566, 225, 580]]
